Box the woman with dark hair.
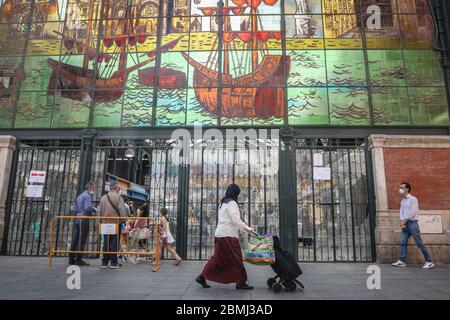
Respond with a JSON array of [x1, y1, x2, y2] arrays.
[[195, 184, 254, 290]]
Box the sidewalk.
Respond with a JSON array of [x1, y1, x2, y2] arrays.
[[0, 257, 449, 300]]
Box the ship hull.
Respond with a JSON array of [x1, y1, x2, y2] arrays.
[[182, 53, 290, 119], [47, 58, 125, 103], [138, 67, 187, 88]]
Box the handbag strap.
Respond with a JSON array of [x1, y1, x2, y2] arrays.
[[106, 193, 120, 217]]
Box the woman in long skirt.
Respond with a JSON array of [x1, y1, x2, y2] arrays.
[[196, 184, 254, 290]]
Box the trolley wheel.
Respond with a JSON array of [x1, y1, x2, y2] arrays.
[[295, 280, 305, 290], [267, 278, 276, 288], [272, 282, 282, 293], [285, 281, 297, 291]]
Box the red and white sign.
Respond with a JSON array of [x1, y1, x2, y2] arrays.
[[29, 171, 46, 183]]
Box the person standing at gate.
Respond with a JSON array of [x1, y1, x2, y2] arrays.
[[98, 181, 127, 269], [195, 184, 255, 290], [392, 182, 435, 269], [69, 182, 96, 266]]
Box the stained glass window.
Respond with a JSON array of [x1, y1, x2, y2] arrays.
[[0, 0, 447, 128]]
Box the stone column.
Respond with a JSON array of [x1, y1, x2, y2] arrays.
[[0, 135, 16, 246]]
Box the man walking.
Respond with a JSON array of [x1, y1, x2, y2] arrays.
[[69, 182, 96, 266], [98, 181, 126, 269], [392, 182, 435, 269]]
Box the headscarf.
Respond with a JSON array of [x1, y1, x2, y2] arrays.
[[219, 184, 241, 208]]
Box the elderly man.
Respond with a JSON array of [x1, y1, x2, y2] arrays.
[[98, 181, 126, 269], [69, 182, 96, 266]]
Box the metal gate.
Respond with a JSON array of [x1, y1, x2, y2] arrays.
[[2, 140, 82, 256], [90, 138, 280, 260], [2, 136, 374, 261], [185, 138, 279, 260], [295, 139, 374, 262]]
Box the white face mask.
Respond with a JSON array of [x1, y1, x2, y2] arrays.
[[399, 188, 405, 195]]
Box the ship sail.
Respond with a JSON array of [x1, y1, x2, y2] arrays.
[[47, 0, 183, 103], [183, 0, 289, 119]]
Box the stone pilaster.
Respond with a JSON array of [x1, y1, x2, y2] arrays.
[[0, 136, 16, 243]]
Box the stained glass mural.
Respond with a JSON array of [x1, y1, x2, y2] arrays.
[[0, 0, 447, 129]]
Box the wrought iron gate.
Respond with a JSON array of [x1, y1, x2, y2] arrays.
[[2, 140, 82, 256], [295, 139, 374, 262], [2, 136, 374, 261]]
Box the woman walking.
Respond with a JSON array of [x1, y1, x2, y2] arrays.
[[159, 208, 182, 265], [195, 184, 254, 290]]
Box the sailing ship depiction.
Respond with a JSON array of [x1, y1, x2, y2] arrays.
[[183, 0, 290, 119], [47, 0, 183, 103]]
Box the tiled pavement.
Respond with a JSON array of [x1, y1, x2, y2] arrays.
[[0, 257, 449, 300]]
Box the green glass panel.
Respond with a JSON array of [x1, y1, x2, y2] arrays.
[[326, 50, 367, 86], [404, 50, 445, 86], [15, 91, 53, 128], [186, 88, 218, 126], [367, 50, 406, 86], [288, 87, 329, 125], [371, 87, 410, 125], [288, 50, 326, 86], [329, 87, 370, 126], [156, 88, 186, 126], [92, 95, 123, 127], [409, 87, 449, 126], [122, 89, 154, 127], [51, 93, 90, 128]]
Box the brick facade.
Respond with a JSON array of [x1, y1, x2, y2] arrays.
[[383, 148, 450, 211]]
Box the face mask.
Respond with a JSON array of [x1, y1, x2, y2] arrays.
[[89, 191, 95, 196], [399, 188, 405, 195]]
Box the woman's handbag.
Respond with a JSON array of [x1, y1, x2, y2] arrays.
[[244, 233, 275, 265]]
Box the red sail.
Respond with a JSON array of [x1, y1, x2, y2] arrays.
[[222, 31, 281, 43], [200, 6, 247, 15], [232, 0, 278, 9]]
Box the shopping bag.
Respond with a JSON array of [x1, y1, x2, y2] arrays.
[[244, 233, 275, 265]]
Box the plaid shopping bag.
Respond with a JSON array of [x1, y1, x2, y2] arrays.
[[244, 233, 275, 265]]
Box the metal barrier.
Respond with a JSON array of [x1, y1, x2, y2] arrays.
[[48, 216, 160, 272]]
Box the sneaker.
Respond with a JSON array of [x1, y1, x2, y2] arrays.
[[422, 262, 435, 269], [75, 260, 90, 266], [175, 258, 182, 266], [195, 275, 211, 288], [236, 283, 254, 290], [110, 263, 122, 269], [100, 263, 109, 269], [392, 260, 406, 267]]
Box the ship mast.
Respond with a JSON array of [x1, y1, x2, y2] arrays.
[[119, 2, 132, 72], [222, 1, 230, 75], [251, 4, 258, 71], [83, 0, 96, 69]]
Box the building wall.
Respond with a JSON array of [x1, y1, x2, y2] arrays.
[[370, 135, 450, 264]]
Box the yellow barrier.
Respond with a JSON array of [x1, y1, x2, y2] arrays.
[[48, 216, 160, 272]]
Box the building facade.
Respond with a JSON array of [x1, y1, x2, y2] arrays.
[[0, 0, 449, 263]]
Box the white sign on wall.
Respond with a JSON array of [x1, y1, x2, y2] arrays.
[[29, 171, 46, 183], [418, 215, 443, 234], [26, 185, 44, 198], [313, 167, 331, 181]]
